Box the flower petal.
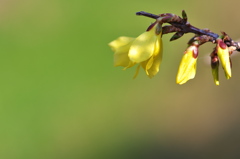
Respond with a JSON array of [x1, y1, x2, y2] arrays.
[[123, 60, 135, 70], [109, 37, 135, 67], [113, 42, 133, 67], [176, 46, 197, 84], [133, 64, 141, 79], [109, 36, 135, 52], [177, 62, 196, 84], [146, 56, 154, 71], [128, 26, 158, 63], [144, 37, 163, 78]]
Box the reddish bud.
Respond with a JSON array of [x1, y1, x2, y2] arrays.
[[217, 39, 227, 49]]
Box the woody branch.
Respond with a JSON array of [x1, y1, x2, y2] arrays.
[[136, 10, 240, 51]]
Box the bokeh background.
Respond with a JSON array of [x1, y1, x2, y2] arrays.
[[1, 0, 240, 158]]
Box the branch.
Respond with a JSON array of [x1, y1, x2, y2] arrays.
[[136, 11, 240, 51]]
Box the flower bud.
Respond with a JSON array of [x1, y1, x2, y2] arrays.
[[176, 45, 198, 84], [170, 32, 184, 41], [210, 53, 220, 85], [182, 10, 188, 23], [216, 39, 231, 79]]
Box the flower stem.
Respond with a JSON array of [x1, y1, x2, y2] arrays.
[[136, 11, 240, 51], [136, 11, 218, 39]]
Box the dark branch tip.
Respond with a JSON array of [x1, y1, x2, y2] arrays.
[[136, 11, 143, 15]]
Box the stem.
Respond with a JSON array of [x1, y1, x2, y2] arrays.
[[136, 11, 219, 39], [136, 11, 240, 51], [136, 11, 160, 19]]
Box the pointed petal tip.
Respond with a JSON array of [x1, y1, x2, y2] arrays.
[[225, 71, 231, 79], [176, 78, 185, 85], [226, 75, 231, 80], [176, 82, 184, 85], [132, 64, 141, 79]]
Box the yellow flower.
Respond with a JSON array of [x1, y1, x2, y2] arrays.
[[176, 45, 198, 84], [216, 39, 231, 79], [108, 23, 163, 78]]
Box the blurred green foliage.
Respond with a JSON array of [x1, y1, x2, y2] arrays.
[[1, 0, 240, 158]]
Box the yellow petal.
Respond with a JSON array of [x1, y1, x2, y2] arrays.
[[109, 37, 135, 67], [133, 64, 141, 79], [128, 26, 158, 63], [123, 60, 135, 70], [176, 47, 197, 84], [113, 42, 133, 67], [143, 37, 163, 78], [143, 56, 154, 75], [109, 36, 135, 52]]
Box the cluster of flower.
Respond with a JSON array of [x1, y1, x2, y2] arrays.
[[109, 11, 234, 85]]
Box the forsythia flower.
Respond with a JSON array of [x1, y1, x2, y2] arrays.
[[176, 45, 198, 84], [216, 39, 231, 79], [108, 23, 163, 78]]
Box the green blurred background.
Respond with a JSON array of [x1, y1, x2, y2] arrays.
[[1, 0, 240, 158]]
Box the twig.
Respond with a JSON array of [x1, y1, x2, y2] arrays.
[[136, 11, 240, 51]]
